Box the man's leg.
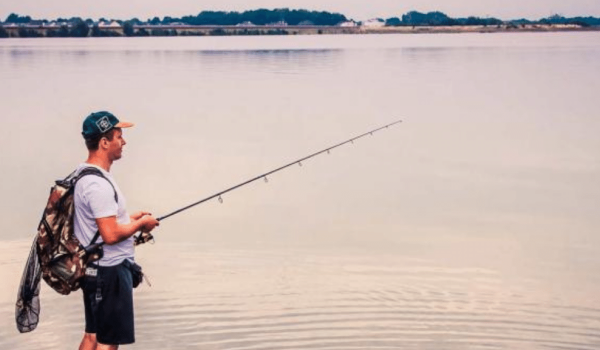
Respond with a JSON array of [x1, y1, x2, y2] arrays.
[[97, 343, 119, 350], [79, 332, 97, 350], [95, 263, 135, 348]]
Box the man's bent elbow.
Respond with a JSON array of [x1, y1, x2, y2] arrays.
[[102, 237, 119, 245], [102, 233, 129, 245], [99, 230, 128, 245]]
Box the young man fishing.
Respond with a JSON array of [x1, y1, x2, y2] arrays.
[[75, 111, 159, 350]]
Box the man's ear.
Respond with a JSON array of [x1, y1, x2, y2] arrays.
[[99, 137, 109, 150]]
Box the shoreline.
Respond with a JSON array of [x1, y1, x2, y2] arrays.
[[1, 23, 599, 38], [362, 24, 599, 34]]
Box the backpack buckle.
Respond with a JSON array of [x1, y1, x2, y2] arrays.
[[85, 266, 97, 277]]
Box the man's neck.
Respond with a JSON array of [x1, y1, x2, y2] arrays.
[[86, 154, 112, 172]]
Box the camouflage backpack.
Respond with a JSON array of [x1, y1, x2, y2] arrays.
[[16, 167, 155, 332], [16, 167, 116, 332], [36, 167, 117, 295]]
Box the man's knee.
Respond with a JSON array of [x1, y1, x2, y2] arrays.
[[81, 333, 119, 350], [79, 333, 97, 350], [97, 343, 119, 350]]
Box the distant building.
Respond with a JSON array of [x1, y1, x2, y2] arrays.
[[267, 21, 288, 27], [98, 21, 121, 28], [553, 23, 580, 29], [339, 21, 358, 27], [236, 21, 256, 27], [298, 20, 315, 26], [362, 19, 385, 28], [43, 22, 64, 28]]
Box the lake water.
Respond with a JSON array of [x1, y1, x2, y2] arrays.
[[1, 32, 600, 349]]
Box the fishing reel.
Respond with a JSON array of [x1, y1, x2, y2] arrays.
[[134, 231, 154, 246]]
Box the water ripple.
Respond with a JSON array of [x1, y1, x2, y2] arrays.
[[3, 242, 600, 349]]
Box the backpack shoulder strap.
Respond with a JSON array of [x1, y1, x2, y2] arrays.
[[74, 167, 118, 203], [73, 167, 119, 245]]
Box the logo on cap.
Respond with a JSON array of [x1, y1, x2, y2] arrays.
[[96, 116, 113, 133]]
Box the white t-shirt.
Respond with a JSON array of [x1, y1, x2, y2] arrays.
[[73, 163, 134, 266]]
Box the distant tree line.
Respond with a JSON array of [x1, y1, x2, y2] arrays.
[[516, 14, 600, 27], [5, 13, 33, 24], [382, 11, 600, 27], [1, 9, 347, 27], [175, 9, 347, 26], [384, 11, 503, 26], [1, 10, 599, 38], [3, 10, 600, 28]]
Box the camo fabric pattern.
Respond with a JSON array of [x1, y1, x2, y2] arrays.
[[36, 171, 103, 295]]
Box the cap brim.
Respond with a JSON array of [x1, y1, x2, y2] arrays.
[[115, 121, 134, 128]]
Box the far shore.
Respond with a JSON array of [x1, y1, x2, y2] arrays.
[[363, 23, 599, 34], [1, 23, 599, 38]]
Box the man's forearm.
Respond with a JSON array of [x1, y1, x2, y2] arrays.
[[96, 216, 147, 245]]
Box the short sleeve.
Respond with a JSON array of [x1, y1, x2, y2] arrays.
[[81, 178, 118, 219]]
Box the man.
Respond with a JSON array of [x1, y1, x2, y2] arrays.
[[74, 111, 159, 350]]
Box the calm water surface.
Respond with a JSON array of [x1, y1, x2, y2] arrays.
[[1, 33, 600, 349]]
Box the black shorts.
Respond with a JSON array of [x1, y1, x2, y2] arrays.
[[82, 260, 135, 345]]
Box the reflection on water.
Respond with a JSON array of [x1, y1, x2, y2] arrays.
[[2, 240, 600, 349], [1, 33, 600, 349]]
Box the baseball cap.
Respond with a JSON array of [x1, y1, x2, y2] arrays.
[[82, 111, 134, 140]]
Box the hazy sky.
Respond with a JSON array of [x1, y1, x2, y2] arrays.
[[1, 0, 599, 21]]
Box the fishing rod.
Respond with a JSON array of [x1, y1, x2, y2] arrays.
[[83, 119, 403, 250], [156, 119, 402, 222]]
